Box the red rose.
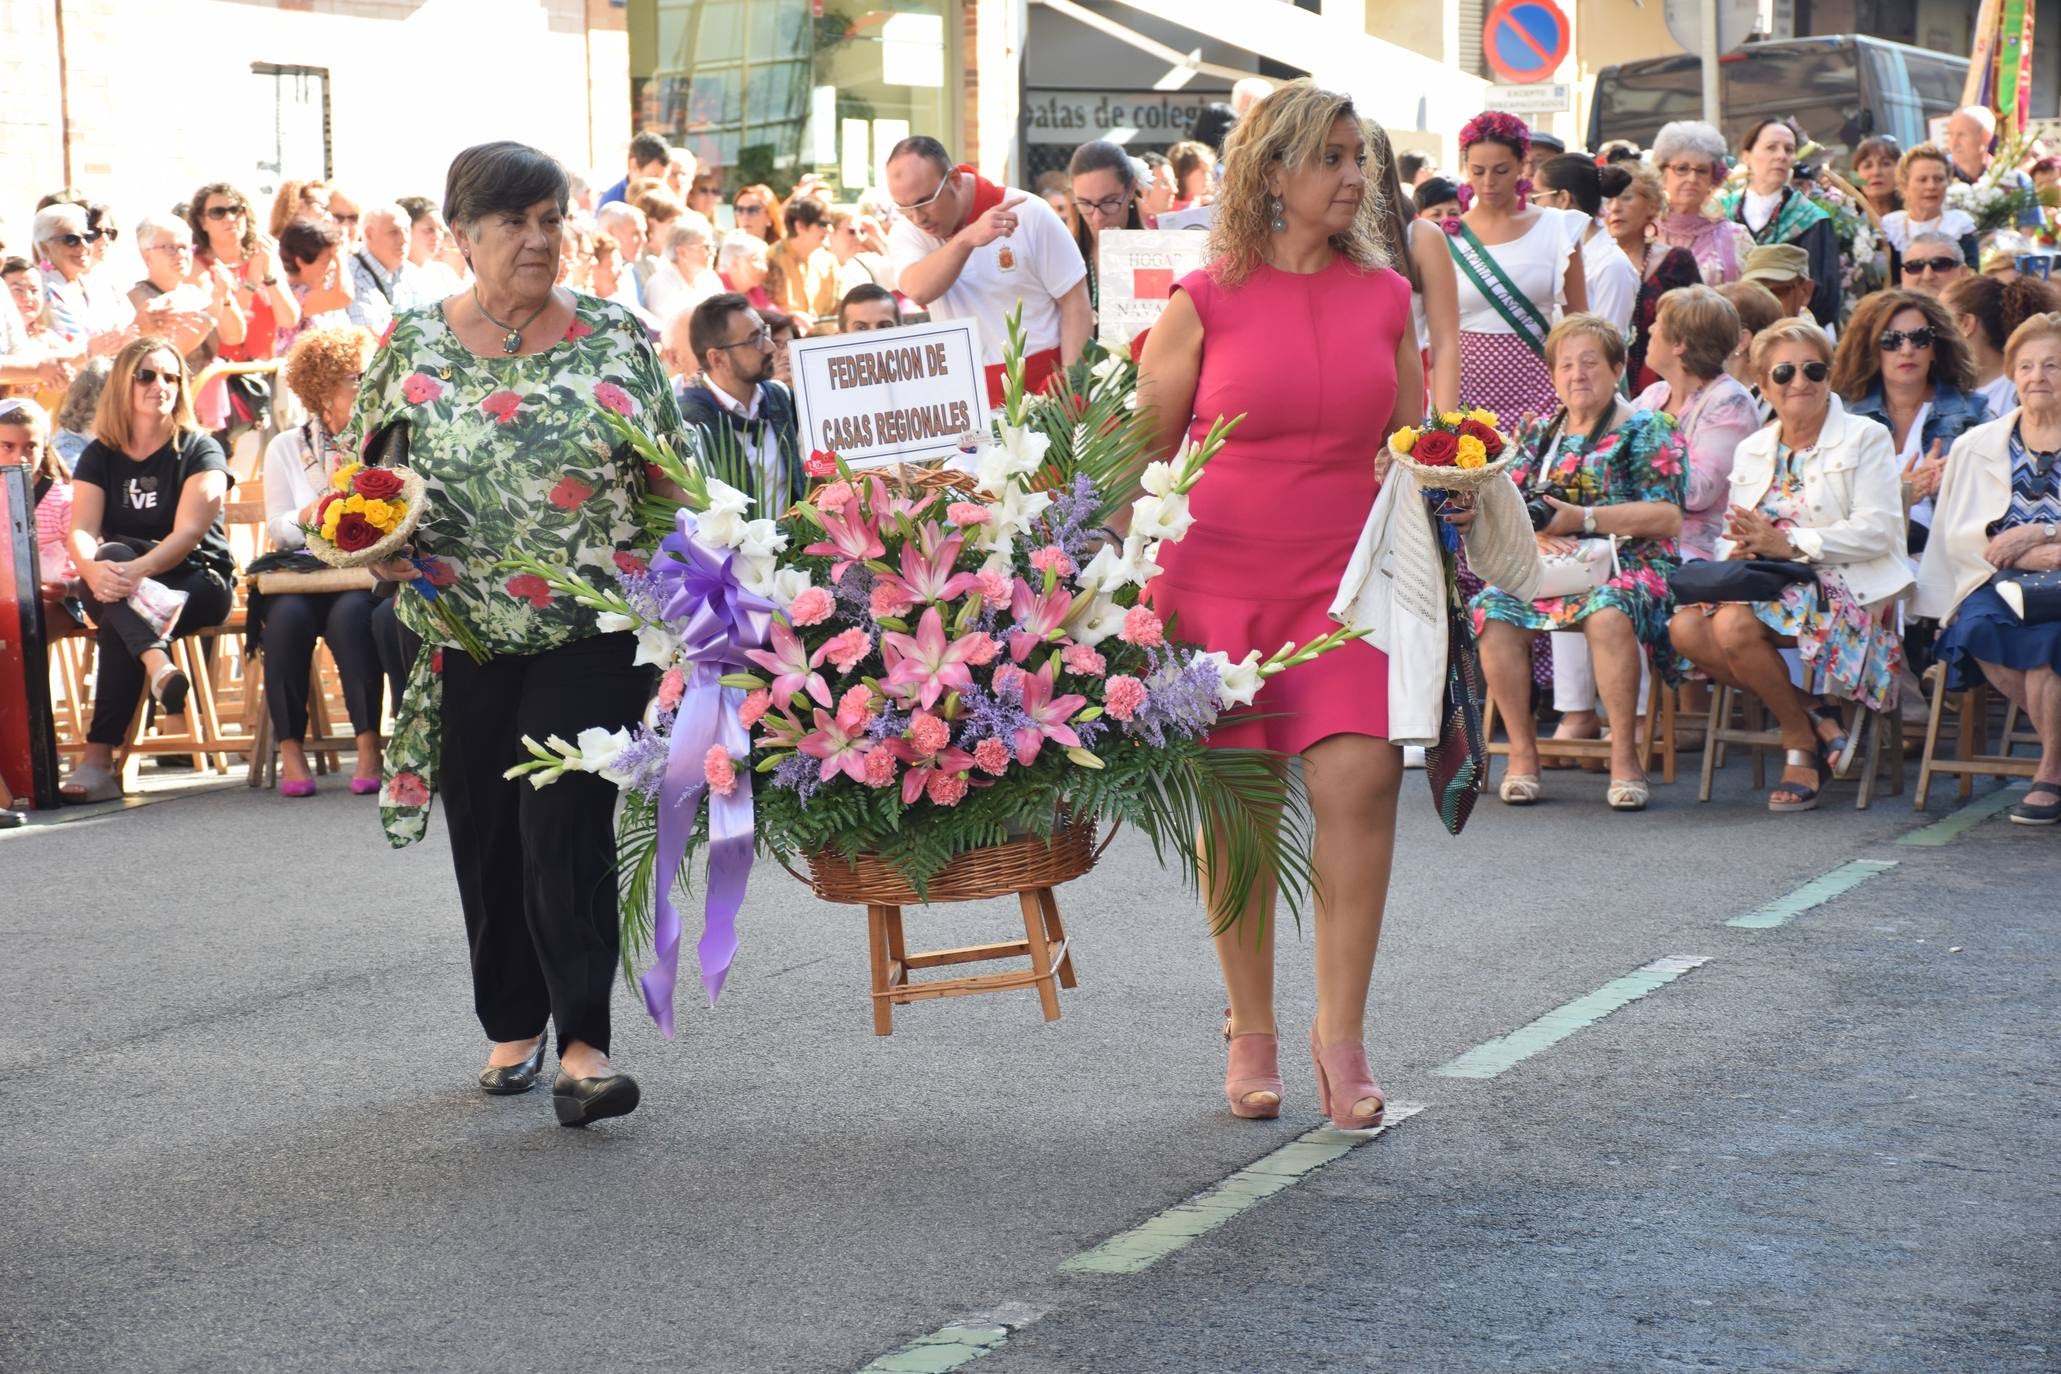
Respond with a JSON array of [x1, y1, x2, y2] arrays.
[[1412, 429, 1460, 466], [352, 467, 404, 500], [332, 512, 381, 552], [312, 491, 343, 525], [804, 449, 839, 478], [1459, 418, 1504, 458]]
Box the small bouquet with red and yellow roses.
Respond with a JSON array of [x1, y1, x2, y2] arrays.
[[1386, 407, 1515, 492], [302, 461, 489, 662]]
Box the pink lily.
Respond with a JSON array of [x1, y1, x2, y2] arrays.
[[744, 620, 833, 711], [884, 739, 978, 805], [876, 521, 985, 608], [1007, 575, 1076, 663], [798, 708, 876, 783], [1012, 660, 1089, 766], [881, 605, 983, 709], [803, 479, 887, 582], [756, 708, 807, 750]]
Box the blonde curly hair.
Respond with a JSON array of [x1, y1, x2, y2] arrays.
[[1207, 79, 1390, 288]]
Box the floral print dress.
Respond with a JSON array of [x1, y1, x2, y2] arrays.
[[1471, 407, 1688, 678], [343, 293, 688, 846], [1744, 445, 1904, 712]]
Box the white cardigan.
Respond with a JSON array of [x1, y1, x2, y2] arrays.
[[1329, 468, 1540, 746], [1914, 408, 2022, 621], [1721, 394, 1911, 609], [262, 420, 338, 550]]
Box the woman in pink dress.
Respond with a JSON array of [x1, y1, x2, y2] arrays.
[[1137, 81, 1424, 1132]]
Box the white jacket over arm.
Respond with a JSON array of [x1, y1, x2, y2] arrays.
[[1329, 468, 1540, 746], [1914, 409, 2019, 621]]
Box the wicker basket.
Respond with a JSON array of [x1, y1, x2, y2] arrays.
[[1389, 448, 1519, 493], [798, 818, 1100, 907]]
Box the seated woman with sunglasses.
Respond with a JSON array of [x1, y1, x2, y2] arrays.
[[32, 203, 130, 359], [1670, 320, 1911, 812], [1835, 290, 1991, 554], [1916, 313, 2061, 826], [60, 338, 237, 803]]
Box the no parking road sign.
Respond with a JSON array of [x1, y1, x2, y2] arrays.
[[1483, 0, 1570, 85]]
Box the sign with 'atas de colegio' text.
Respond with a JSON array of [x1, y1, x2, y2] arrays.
[[788, 318, 989, 471]]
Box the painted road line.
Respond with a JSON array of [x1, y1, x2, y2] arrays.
[[1432, 955, 1709, 1080], [857, 1317, 1023, 1374], [1897, 783, 2027, 847], [1728, 859, 1898, 929], [1059, 1104, 1426, 1278]]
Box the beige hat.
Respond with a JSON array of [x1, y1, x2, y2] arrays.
[[1742, 243, 1811, 284]]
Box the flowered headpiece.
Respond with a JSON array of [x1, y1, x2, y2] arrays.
[[1459, 111, 1532, 160]]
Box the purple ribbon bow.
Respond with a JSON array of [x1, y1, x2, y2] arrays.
[[641, 509, 776, 1034]]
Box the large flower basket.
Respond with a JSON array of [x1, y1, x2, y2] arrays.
[[785, 818, 1112, 1035]]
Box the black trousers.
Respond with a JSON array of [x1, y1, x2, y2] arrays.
[[429, 630, 652, 1056], [261, 589, 387, 742], [86, 539, 235, 746]]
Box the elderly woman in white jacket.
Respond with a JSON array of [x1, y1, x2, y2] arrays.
[[1669, 318, 1911, 813], [1916, 313, 2061, 826], [258, 325, 401, 796]]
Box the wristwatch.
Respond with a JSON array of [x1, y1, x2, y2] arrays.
[[2045, 520, 2058, 542], [259, 275, 278, 286], [1581, 506, 1598, 536]]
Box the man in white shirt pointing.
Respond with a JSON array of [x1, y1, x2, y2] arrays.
[[885, 135, 1091, 405]]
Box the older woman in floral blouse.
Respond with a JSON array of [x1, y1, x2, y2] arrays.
[[349, 142, 685, 1127]]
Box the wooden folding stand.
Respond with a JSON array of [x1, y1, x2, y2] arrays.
[[792, 820, 1108, 1036]]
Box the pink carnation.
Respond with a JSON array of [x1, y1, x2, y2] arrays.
[[960, 632, 1001, 666], [976, 568, 1012, 609], [862, 746, 898, 789], [870, 581, 916, 620], [908, 712, 951, 757], [926, 771, 970, 807], [820, 627, 871, 674], [993, 663, 1025, 696], [658, 668, 686, 711], [788, 586, 834, 626], [1104, 675, 1147, 722], [947, 501, 992, 527], [704, 745, 738, 797], [1120, 606, 1165, 648], [738, 688, 773, 728], [1061, 643, 1106, 677], [972, 737, 1010, 775], [1029, 545, 1075, 578], [837, 684, 876, 731], [817, 480, 855, 512]]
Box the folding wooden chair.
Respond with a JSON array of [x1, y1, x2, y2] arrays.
[[1913, 662, 2039, 809]]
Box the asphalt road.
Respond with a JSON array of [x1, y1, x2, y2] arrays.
[[1, 758, 2054, 1374]]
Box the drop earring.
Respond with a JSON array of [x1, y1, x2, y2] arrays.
[[1269, 195, 1285, 233]]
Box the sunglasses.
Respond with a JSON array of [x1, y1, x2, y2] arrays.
[[1769, 360, 1830, 385], [1878, 326, 1937, 352], [1902, 257, 1960, 275], [203, 204, 245, 221], [133, 366, 180, 386], [54, 231, 101, 248], [735, 203, 767, 217]]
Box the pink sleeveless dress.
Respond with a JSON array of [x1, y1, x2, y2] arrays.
[[1153, 256, 1406, 754]]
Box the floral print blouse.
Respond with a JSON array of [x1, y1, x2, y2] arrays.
[[344, 292, 687, 845]]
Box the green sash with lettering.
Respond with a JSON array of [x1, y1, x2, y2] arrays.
[[1447, 223, 1552, 359]]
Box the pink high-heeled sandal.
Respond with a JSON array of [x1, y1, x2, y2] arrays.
[[1224, 1015, 1282, 1120], [1309, 1023, 1385, 1130]]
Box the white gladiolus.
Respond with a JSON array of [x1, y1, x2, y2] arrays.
[[768, 567, 814, 605], [974, 421, 1051, 494], [702, 477, 752, 517], [595, 611, 636, 634], [1065, 593, 1129, 647], [1129, 491, 1195, 543], [576, 726, 636, 786], [738, 518, 788, 559], [1138, 460, 1177, 497], [694, 506, 747, 549], [1076, 533, 1164, 595], [630, 621, 681, 669], [1203, 650, 1264, 709]]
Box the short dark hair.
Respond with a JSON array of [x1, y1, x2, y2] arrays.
[[277, 216, 340, 272], [888, 136, 952, 171], [629, 132, 671, 170], [444, 141, 570, 231], [1396, 152, 1432, 182], [689, 291, 754, 371], [1596, 164, 1633, 201], [1538, 154, 1603, 217], [395, 195, 437, 226], [1, 255, 29, 277], [837, 283, 897, 329], [1413, 176, 1459, 214], [1188, 101, 1238, 153], [185, 182, 257, 256], [785, 196, 827, 232]]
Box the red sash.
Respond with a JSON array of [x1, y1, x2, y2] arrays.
[[957, 163, 1007, 225], [983, 348, 1062, 408]]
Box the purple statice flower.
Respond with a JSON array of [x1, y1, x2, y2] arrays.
[[866, 701, 912, 742], [831, 565, 877, 621], [953, 680, 1039, 752], [612, 722, 673, 799], [771, 751, 822, 801], [615, 567, 667, 626], [1031, 472, 1103, 564], [1128, 645, 1221, 747]]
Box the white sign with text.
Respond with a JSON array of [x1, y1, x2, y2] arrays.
[[1095, 228, 1213, 347], [788, 317, 989, 470]]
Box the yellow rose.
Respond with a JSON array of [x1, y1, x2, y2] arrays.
[[343, 493, 367, 514], [1389, 426, 1420, 454], [331, 462, 363, 493], [1467, 408, 1498, 428], [1440, 411, 1465, 427], [358, 498, 395, 530], [320, 507, 343, 538], [1455, 435, 1488, 469]]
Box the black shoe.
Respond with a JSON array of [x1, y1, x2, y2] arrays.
[[477, 1036, 549, 1095], [553, 1070, 641, 1127], [2010, 783, 2061, 826], [151, 667, 190, 719]]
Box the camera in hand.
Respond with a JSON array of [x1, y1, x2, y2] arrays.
[[1526, 496, 1556, 532]]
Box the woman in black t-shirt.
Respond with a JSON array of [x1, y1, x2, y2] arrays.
[[60, 337, 236, 802]]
